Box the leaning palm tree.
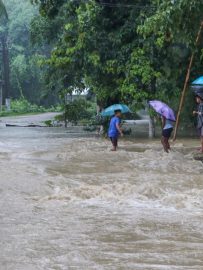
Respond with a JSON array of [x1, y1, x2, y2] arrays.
[[0, 0, 7, 20]]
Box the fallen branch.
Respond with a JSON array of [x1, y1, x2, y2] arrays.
[[6, 124, 45, 127]]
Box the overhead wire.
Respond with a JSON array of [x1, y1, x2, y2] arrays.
[[96, 2, 155, 9], [68, 0, 157, 9]]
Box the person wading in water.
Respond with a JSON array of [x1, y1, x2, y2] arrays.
[[193, 94, 203, 153], [108, 110, 123, 151], [161, 116, 174, 153]]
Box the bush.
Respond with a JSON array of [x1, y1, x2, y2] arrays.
[[0, 98, 61, 116], [64, 99, 96, 125], [11, 99, 46, 113]]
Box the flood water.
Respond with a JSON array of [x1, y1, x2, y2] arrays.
[[0, 126, 203, 270]]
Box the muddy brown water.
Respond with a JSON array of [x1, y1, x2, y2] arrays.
[[0, 126, 203, 270]]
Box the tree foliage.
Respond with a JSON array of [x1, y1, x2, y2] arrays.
[[0, 0, 7, 20], [64, 98, 93, 125], [0, 0, 58, 105], [31, 0, 203, 111]]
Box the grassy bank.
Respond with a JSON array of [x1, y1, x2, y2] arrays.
[[0, 99, 61, 117]]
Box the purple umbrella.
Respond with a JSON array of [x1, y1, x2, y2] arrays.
[[149, 100, 176, 122]]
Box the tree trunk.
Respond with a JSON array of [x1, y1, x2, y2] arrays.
[[149, 72, 156, 138], [0, 81, 3, 111], [149, 116, 155, 138], [1, 36, 10, 106]]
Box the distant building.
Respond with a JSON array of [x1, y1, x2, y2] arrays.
[[66, 89, 88, 103]]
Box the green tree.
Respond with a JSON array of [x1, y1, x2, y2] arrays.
[[31, 1, 156, 106], [138, 0, 203, 133], [32, 0, 203, 119], [1, 0, 58, 106], [0, 0, 7, 19], [5, 0, 40, 103]]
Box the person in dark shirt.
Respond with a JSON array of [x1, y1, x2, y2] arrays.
[[108, 110, 123, 151], [193, 95, 203, 153]]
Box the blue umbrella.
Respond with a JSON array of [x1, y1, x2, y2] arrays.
[[101, 104, 131, 117], [191, 76, 203, 96], [192, 76, 203, 85]]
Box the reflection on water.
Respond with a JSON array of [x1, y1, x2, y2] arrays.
[[0, 127, 203, 270]]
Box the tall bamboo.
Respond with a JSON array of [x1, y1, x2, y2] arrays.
[[173, 21, 203, 141]]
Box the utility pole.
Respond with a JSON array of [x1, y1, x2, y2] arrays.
[[0, 1, 10, 110], [0, 80, 3, 111], [1, 35, 10, 109]]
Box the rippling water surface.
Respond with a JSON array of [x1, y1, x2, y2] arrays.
[[0, 127, 203, 270]]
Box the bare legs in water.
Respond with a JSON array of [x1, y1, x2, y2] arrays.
[[161, 136, 171, 153]]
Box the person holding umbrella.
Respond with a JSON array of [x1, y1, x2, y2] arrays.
[[101, 104, 131, 151], [193, 93, 203, 153], [108, 109, 123, 151], [149, 100, 176, 153]]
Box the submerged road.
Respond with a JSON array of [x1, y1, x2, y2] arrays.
[[0, 113, 203, 270]]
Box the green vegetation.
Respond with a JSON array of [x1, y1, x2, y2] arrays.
[[0, 1, 203, 129], [29, 0, 203, 105], [0, 0, 7, 19], [30, 1, 203, 117], [1, 0, 57, 106], [0, 98, 61, 117], [60, 99, 96, 125]]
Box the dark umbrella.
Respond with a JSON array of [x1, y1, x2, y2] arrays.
[[194, 91, 203, 100]]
